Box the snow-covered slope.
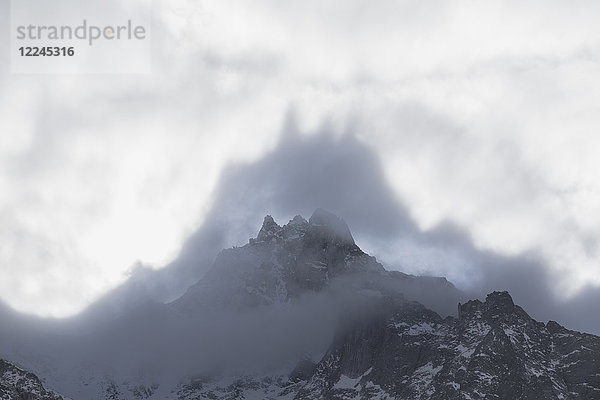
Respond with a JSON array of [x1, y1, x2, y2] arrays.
[[0, 359, 63, 400]]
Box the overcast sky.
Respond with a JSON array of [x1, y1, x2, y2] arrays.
[[1, 0, 600, 319]]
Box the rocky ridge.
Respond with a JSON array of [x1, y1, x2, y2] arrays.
[[294, 291, 600, 400], [173, 209, 461, 316], [170, 211, 600, 400], [176, 291, 600, 400], [2, 210, 600, 400]]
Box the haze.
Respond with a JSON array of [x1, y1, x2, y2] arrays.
[[0, 0, 599, 333]]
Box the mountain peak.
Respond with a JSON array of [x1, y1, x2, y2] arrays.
[[546, 320, 568, 334], [252, 210, 355, 246], [256, 215, 282, 242], [458, 290, 518, 322], [484, 291, 515, 313], [289, 214, 308, 226], [308, 208, 355, 245]]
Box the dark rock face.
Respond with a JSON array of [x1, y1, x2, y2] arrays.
[[307, 208, 356, 246], [171, 212, 600, 400], [289, 358, 317, 382], [175, 291, 600, 400], [549, 321, 600, 398], [0, 359, 63, 400], [297, 291, 600, 400]]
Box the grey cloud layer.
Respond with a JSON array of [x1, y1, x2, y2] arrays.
[[201, 130, 600, 335], [1, 0, 600, 317]]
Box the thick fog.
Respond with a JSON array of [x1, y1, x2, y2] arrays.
[[152, 127, 600, 335], [1, 1, 600, 398], [0, 268, 442, 398], [1, 124, 600, 399], [3, 0, 600, 319], [44, 124, 600, 337]]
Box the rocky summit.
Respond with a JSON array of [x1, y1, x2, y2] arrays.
[[173, 209, 462, 316], [2, 210, 600, 400], [175, 292, 600, 399], [172, 211, 600, 400], [295, 291, 600, 400]]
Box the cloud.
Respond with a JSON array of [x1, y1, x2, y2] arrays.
[[164, 129, 600, 334], [1, 0, 600, 318]]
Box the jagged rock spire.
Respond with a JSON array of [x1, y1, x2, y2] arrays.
[[252, 210, 355, 246], [256, 215, 282, 242], [485, 291, 515, 313], [308, 208, 355, 245]]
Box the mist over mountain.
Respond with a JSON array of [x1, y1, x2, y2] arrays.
[[1, 209, 600, 399], [60, 131, 600, 336], [1, 123, 599, 400], [3, 1, 600, 398]]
